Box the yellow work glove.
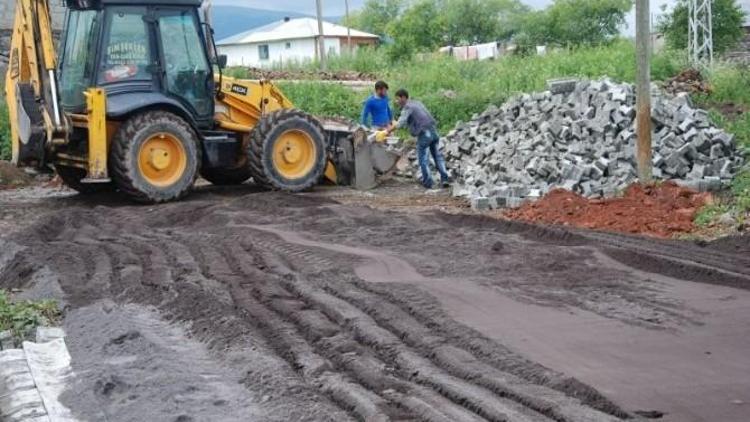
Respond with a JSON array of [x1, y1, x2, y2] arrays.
[[375, 131, 388, 143]]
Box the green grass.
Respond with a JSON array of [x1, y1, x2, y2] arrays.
[[278, 39, 685, 133], [0, 93, 10, 161], [690, 64, 750, 221], [277, 82, 363, 122], [0, 290, 60, 342], [694, 65, 750, 150], [694, 204, 731, 227], [730, 170, 750, 212]]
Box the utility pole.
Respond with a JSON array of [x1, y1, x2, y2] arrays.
[[635, 0, 652, 183], [316, 0, 327, 70], [345, 0, 352, 54]]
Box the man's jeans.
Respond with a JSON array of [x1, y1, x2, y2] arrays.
[[416, 128, 450, 188]]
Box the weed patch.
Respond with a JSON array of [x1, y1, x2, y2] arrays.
[[0, 290, 60, 342]]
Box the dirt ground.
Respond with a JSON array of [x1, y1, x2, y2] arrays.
[[2, 180, 750, 422]]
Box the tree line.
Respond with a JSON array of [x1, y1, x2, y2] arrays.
[[343, 0, 747, 60]]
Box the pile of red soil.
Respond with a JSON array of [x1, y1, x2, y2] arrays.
[[505, 182, 712, 238]]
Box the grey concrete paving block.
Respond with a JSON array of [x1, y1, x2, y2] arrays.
[[547, 78, 579, 94], [471, 197, 491, 210]]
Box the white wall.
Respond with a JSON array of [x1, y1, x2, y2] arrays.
[[219, 37, 341, 68]]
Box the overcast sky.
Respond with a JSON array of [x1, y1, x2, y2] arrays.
[[213, 0, 678, 34]]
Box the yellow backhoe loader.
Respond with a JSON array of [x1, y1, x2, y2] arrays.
[[5, 0, 400, 202]]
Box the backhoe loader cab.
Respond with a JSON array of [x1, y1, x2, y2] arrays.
[[6, 0, 401, 202], [59, 1, 214, 124]]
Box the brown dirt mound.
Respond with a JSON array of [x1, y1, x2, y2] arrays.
[[505, 182, 711, 238], [0, 161, 33, 188], [663, 68, 712, 95]]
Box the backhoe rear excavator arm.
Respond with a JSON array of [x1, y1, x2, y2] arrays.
[[5, 0, 68, 165]]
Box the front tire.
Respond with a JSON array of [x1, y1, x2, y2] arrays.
[[248, 109, 327, 192], [109, 111, 200, 203]]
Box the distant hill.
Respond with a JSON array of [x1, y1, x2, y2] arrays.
[[211, 6, 343, 42]]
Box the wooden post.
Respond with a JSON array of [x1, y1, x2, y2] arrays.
[[635, 0, 652, 183], [316, 0, 327, 70]]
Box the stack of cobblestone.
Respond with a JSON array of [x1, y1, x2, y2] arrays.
[[412, 78, 744, 209]]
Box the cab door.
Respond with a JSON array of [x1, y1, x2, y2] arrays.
[[154, 8, 214, 127]]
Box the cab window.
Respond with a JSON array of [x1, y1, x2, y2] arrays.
[[99, 8, 152, 84], [59, 9, 99, 109], [158, 11, 211, 117]]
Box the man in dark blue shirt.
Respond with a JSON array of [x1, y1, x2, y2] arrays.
[[361, 81, 393, 130]]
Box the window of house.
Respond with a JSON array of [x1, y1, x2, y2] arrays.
[[285, 42, 291, 49], [258, 44, 270, 60]]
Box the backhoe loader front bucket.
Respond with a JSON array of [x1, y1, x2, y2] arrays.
[[322, 121, 403, 190]]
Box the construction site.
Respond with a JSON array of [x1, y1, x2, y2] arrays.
[[1, 0, 750, 422]]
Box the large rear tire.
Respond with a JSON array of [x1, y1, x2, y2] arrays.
[[109, 111, 200, 203], [248, 109, 326, 191], [56, 165, 113, 194]]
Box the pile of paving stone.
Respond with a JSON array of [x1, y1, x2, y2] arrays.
[[409, 78, 745, 209]]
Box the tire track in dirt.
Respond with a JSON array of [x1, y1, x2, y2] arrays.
[[83, 209, 628, 420], [211, 233, 495, 421], [108, 230, 353, 420], [247, 225, 628, 420], [2, 195, 687, 421], [221, 236, 560, 422]]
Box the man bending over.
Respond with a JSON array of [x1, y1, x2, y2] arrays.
[[387, 89, 451, 189]]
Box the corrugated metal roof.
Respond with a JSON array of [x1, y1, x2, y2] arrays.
[[216, 17, 379, 45]]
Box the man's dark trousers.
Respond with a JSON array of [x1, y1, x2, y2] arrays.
[[416, 129, 450, 189]]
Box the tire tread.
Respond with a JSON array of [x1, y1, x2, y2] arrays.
[[109, 111, 201, 203], [248, 109, 326, 191]]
